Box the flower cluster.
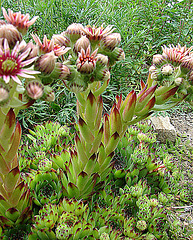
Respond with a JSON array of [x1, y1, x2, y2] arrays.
[[0, 8, 124, 109], [149, 44, 193, 105]]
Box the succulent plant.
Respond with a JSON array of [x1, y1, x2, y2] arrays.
[[29, 170, 63, 206]]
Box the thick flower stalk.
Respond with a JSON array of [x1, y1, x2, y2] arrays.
[[0, 110, 32, 227]]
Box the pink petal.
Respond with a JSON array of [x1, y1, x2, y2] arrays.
[[32, 34, 42, 46], [3, 39, 10, 57], [2, 7, 10, 22], [21, 57, 38, 67], [27, 16, 38, 27], [16, 11, 21, 25], [11, 75, 22, 85], [3, 75, 10, 83], [8, 9, 15, 23], [17, 48, 31, 62], [22, 69, 40, 75], [18, 72, 35, 79], [11, 42, 20, 58]]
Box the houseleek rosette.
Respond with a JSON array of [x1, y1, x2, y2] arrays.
[[29, 170, 63, 207], [28, 203, 58, 239]]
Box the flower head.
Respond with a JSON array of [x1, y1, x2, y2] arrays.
[[34, 51, 57, 75], [81, 24, 114, 41], [76, 47, 98, 74], [52, 34, 70, 47], [64, 23, 83, 42], [32, 34, 70, 56], [73, 35, 90, 54], [0, 23, 22, 48], [25, 80, 44, 100], [2, 7, 38, 35], [0, 39, 39, 85], [101, 32, 121, 50], [162, 44, 193, 66]]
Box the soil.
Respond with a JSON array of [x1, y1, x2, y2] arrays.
[[166, 109, 193, 239]]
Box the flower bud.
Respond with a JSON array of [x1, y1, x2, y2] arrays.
[[74, 36, 90, 54], [0, 83, 9, 106], [149, 65, 156, 74], [153, 54, 164, 66], [149, 198, 159, 207], [64, 77, 88, 93], [64, 23, 83, 42], [52, 34, 70, 47], [101, 33, 121, 50], [178, 88, 187, 98], [174, 77, 183, 86], [25, 80, 44, 100], [35, 51, 57, 75], [151, 72, 158, 80], [96, 54, 109, 68], [100, 233, 110, 240], [158, 192, 168, 204], [94, 68, 110, 82], [76, 47, 97, 74], [0, 24, 22, 48], [108, 47, 125, 66], [38, 158, 52, 171], [16, 84, 25, 94], [56, 224, 71, 239], [46, 62, 70, 81], [161, 64, 174, 75], [60, 64, 71, 79], [41, 86, 55, 102]]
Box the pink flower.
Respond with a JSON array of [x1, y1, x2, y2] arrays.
[[2, 7, 38, 35], [162, 44, 193, 65], [81, 24, 115, 41], [0, 39, 39, 85], [32, 34, 70, 56]]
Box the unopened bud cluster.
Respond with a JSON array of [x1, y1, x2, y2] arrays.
[[149, 44, 193, 103]]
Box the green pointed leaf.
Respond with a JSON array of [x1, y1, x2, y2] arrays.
[[5, 122, 21, 164], [105, 132, 120, 155], [78, 117, 94, 143], [84, 154, 97, 175], [9, 182, 26, 206], [4, 167, 20, 192], [0, 215, 14, 226], [5, 208, 20, 222], [77, 171, 89, 192], [0, 195, 11, 215], [67, 182, 80, 198], [0, 153, 10, 174]]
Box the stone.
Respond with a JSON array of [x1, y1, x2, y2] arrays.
[[150, 115, 177, 143]]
